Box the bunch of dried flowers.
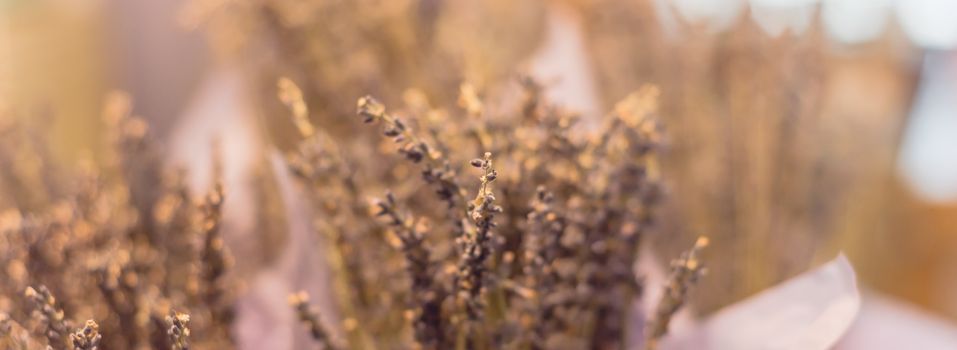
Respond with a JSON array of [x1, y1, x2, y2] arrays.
[[0, 3, 714, 345], [277, 75, 702, 349], [0, 74, 706, 350]]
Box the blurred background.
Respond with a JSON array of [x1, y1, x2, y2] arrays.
[[2, 0, 956, 326]]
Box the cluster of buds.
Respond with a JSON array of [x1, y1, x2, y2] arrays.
[[358, 95, 465, 212], [24, 285, 70, 349], [467, 152, 501, 225], [69, 320, 101, 350], [165, 311, 190, 350], [457, 152, 503, 324], [289, 292, 340, 350]]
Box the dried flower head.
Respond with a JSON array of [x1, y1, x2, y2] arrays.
[[165, 311, 190, 350], [289, 291, 340, 350], [69, 320, 101, 350], [455, 152, 501, 341], [25, 285, 70, 350], [356, 96, 386, 124], [646, 237, 709, 350]]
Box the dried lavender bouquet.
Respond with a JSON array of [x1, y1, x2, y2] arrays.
[[0, 74, 705, 350], [280, 77, 706, 350]]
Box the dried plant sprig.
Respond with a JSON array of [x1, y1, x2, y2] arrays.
[[357, 95, 467, 215], [279, 77, 350, 184], [282, 80, 445, 350], [277, 77, 315, 138], [165, 311, 190, 350], [456, 152, 501, 323], [373, 192, 447, 348], [289, 291, 341, 350], [282, 80, 383, 346], [69, 320, 101, 350], [574, 85, 663, 350], [198, 182, 235, 340], [24, 285, 70, 350], [523, 185, 569, 349], [646, 237, 709, 350]]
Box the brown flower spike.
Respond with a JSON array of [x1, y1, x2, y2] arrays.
[[165, 311, 190, 350], [456, 153, 501, 331], [289, 291, 341, 350], [646, 237, 709, 350]]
